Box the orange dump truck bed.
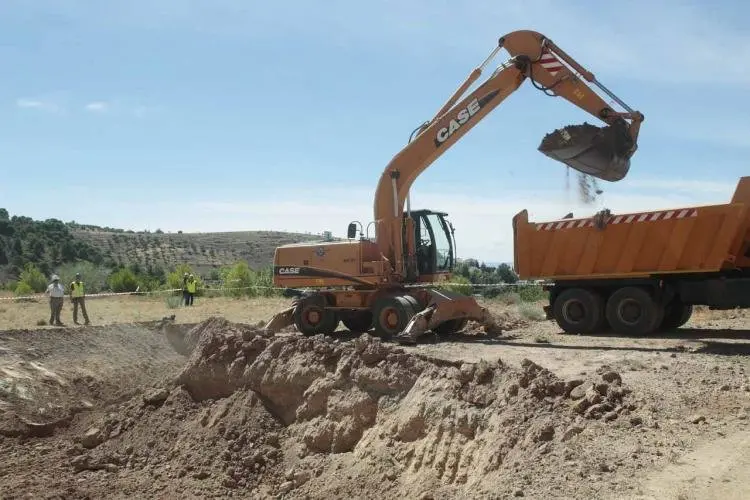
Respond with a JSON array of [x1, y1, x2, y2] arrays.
[[513, 176, 750, 281]]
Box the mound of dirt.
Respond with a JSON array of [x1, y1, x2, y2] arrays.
[[42, 318, 638, 499]]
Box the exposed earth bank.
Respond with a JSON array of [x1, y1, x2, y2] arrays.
[[2, 313, 750, 499]]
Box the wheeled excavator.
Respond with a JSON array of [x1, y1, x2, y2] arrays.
[[262, 29, 645, 344]]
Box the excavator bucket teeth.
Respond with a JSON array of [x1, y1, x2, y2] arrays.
[[538, 121, 635, 182]]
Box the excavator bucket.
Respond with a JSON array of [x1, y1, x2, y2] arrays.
[[393, 288, 502, 345], [538, 120, 635, 182]]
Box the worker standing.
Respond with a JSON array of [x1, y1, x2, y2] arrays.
[[45, 274, 65, 326], [70, 272, 91, 325], [186, 274, 197, 306], [182, 272, 189, 306]]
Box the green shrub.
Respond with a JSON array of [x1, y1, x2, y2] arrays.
[[18, 263, 48, 293], [165, 295, 182, 309], [108, 268, 139, 292], [14, 281, 34, 296], [518, 284, 548, 302], [219, 262, 280, 298], [518, 302, 546, 321], [495, 291, 522, 305], [436, 275, 473, 295]]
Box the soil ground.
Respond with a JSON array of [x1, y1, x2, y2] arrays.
[[1, 296, 749, 499]]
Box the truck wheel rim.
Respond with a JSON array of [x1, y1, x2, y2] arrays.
[[562, 299, 586, 324], [617, 299, 641, 325]]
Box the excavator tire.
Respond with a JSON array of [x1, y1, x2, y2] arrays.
[[293, 293, 339, 336], [372, 295, 417, 340], [340, 310, 373, 333], [552, 287, 605, 334], [401, 294, 423, 313]]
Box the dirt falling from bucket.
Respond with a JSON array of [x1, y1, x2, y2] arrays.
[[577, 172, 601, 205], [564, 167, 601, 205]]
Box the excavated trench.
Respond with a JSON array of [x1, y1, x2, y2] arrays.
[[0, 318, 640, 499]]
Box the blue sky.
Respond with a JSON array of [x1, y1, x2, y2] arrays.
[[1, 0, 749, 263]]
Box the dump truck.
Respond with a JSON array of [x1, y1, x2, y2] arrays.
[[262, 29, 645, 344], [512, 176, 750, 335]]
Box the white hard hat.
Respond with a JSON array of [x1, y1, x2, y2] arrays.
[[51, 274, 60, 281]]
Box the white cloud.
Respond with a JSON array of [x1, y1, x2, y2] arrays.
[[15, 98, 61, 113], [82, 100, 157, 117], [84, 101, 109, 113]]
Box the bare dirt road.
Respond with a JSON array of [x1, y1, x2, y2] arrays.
[[1, 307, 749, 499]]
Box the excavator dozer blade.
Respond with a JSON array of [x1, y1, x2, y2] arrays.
[[538, 120, 635, 182]]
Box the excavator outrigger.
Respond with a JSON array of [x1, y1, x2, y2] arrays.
[[262, 29, 645, 344]]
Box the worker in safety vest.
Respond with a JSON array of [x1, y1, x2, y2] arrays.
[[70, 272, 91, 325], [182, 272, 190, 305], [186, 274, 197, 306]]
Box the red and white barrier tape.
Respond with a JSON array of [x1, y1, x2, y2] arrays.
[[1, 281, 544, 302]]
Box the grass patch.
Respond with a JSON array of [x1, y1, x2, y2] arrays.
[[0, 294, 293, 331], [518, 303, 546, 321]]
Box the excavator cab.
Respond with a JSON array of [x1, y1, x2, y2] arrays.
[[404, 209, 455, 279], [538, 118, 635, 182]]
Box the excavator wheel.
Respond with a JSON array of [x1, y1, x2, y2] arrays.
[[401, 294, 423, 313], [340, 310, 373, 333], [293, 293, 339, 336], [432, 318, 469, 335], [372, 295, 417, 340]]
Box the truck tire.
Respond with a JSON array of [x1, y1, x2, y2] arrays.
[[373, 296, 416, 340], [294, 294, 339, 336], [552, 288, 605, 334], [661, 301, 693, 330], [605, 286, 664, 336]]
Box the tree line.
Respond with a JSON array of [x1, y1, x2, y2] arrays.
[[1, 208, 540, 300]]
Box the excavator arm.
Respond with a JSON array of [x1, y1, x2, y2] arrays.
[[373, 29, 644, 279]]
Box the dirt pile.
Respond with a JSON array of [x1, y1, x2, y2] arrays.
[[50, 318, 638, 498]]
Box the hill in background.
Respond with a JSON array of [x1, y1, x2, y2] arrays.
[[0, 207, 331, 286], [70, 227, 325, 277]]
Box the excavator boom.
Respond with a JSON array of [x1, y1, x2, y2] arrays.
[[374, 29, 644, 280], [502, 34, 643, 180]]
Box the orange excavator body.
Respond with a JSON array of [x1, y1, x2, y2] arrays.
[[263, 29, 645, 343]]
